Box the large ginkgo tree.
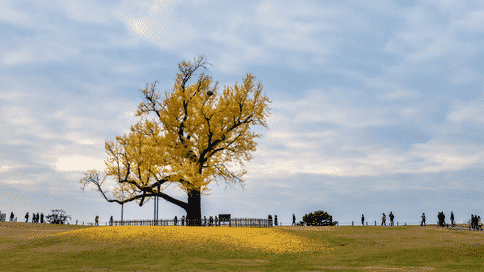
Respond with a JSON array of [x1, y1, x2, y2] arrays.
[[80, 55, 271, 226]]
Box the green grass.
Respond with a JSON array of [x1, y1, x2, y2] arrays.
[[0, 223, 483, 271]]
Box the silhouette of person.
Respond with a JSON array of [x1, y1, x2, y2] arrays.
[[268, 215, 273, 227], [174, 216, 178, 226], [203, 216, 207, 226], [292, 214, 296, 226], [439, 212, 445, 227], [10, 212, 14, 222], [215, 216, 218, 226], [110, 216, 113, 226], [36, 213, 40, 224], [95, 215, 99, 226], [25, 212, 29, 223], [361, 214, 365, 226], [209, 216, 213, 226], [40, 213, 44, 224], [275, 215, 278, 226], [389, 212, 395, 226], [421, 213, 426, 227], [381, 213, 386, 226], [450, 211, 455, 227]]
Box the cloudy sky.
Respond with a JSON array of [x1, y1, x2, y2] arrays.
[[1, 0, 484, 226]]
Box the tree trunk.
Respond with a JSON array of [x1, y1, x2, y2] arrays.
[[186, 189, 201, 226]]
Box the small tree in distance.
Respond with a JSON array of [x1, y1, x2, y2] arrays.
[[45, 209, 71, 224], [302, 210, 337, 226]]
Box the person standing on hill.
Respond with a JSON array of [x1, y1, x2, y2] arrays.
[[109, 216, 113, 226], [450, 211, 455, 227], [389, 212, 395, 226], [292, 214, 296, 226], [438, 212, 446, 227], [25, 212, 29, 223], [95, 215, 99, 226], [421, 213, 426, 227], [381, 213, 386, 226], [361, 214, 365, 226]]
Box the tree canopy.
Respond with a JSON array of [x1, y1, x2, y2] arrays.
[[302, 210, 336, 226], [80, 55, 271, 225]]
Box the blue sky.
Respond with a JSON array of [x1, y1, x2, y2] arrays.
[[1, 0, 484, 226]]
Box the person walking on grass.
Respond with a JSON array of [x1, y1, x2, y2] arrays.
[[381, 213, 386, 226], [361, 214, 365, 226], [421, 213, 426, 227], [389, 212, 395, 226], [95, 215, 99, 226], [450, 211, 455, 227], [25, 212, 29, 223]]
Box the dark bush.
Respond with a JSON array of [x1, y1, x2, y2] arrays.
[[302, 210, 336, 226]]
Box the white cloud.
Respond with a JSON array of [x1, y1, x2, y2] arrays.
[[454, 10, 484, 33], [111, 0, 191, 48], [0, 91, 30, 103], [3, 52, 34, 65], [2, 106, 35, 125], [0, 165, 12, 173], [54, 156, 106, 172], [59, 0, 111, 23], [0, 2, 33, 27], [449, 67, 479, 85], [446, 98, 484, 123], [64, 132, 104, 146]]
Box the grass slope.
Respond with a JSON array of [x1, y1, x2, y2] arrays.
[[0, 223, 482, 271]]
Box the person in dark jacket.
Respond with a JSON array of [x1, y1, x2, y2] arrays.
[[361, 214, 365, 226], [25, 212, 29, 223]]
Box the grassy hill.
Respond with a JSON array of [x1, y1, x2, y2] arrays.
[[0, 222, 482, 271]]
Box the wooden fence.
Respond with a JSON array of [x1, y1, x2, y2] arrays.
[[112, 218, 272, 227]]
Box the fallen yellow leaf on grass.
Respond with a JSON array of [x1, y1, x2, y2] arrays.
[[54, 226, 329, 254]]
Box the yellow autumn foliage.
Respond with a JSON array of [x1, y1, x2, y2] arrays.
[[54, 226, 327, 255]]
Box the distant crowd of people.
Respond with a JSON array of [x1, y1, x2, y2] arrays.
[[22, 212, 44, 223], [5, 211, 482, 231]]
